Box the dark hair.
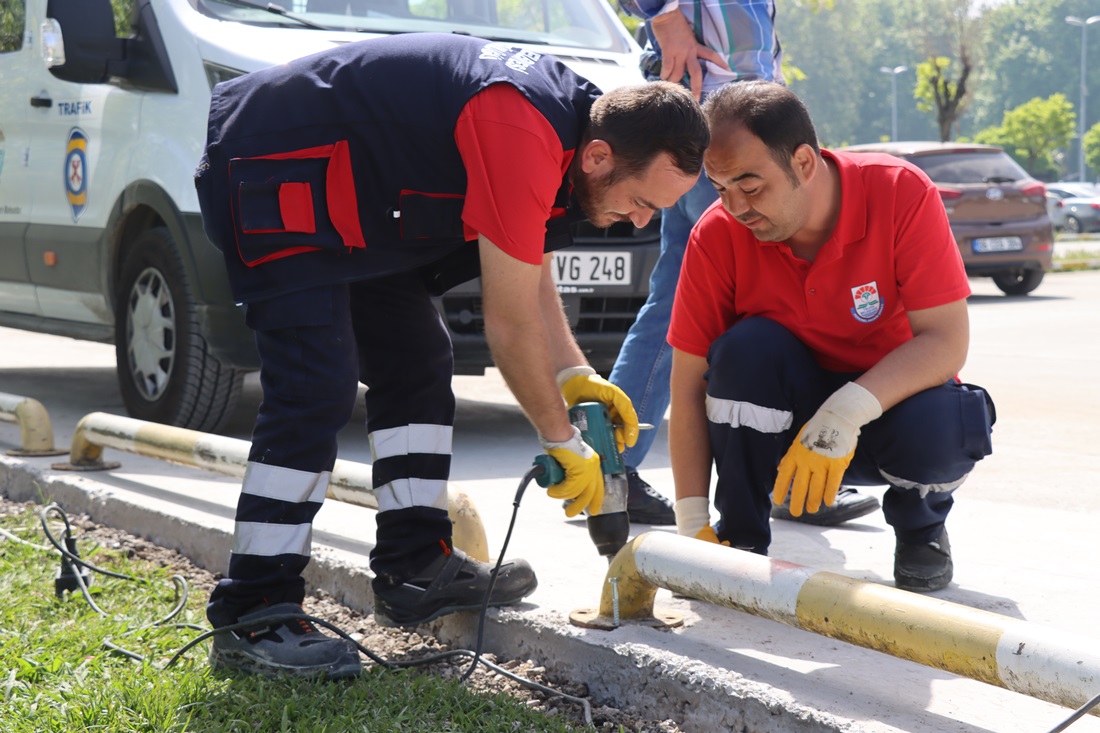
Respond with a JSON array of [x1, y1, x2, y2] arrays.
[[584, 81, 709, 181], [701, 81, 819, 183]]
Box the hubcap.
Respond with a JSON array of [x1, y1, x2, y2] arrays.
[[125, 267, 176, 401]]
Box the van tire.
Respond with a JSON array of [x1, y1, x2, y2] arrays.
[[992, 269, 1044, 296], [114, 227, 243, 432]]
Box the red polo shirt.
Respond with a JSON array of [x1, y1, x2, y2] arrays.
[[455, 83, 575, 265], [669, 149, 971, 372]]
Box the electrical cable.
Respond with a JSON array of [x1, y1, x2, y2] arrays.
[[33, 466, 595, 726], [1042, 690, 1100, 733]]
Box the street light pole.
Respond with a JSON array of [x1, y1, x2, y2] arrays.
[[879, 65, 908, 142], [1065, 15, 1100, 182]]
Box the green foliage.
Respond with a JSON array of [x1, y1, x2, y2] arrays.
[[1084, 122, 1100, 181], [1, 0, 26, 52], [914, 57, 953, 113], [974, 94, 1075, 177], [0, 505, 578, 733], [111, 0, 133, 34], [775, 0, 1100, 147]]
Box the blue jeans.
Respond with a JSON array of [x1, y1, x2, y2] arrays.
[[608, 174, 718, 468]]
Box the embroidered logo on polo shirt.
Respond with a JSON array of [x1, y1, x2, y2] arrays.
[[850, 281, 883, 323]]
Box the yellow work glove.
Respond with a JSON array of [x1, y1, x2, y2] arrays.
[[673, 496, 729, 545], [694, 525, 731, 546], [773, 382, 882, 517], [556, 366, 639, 454], [540, 426, 604, 518]]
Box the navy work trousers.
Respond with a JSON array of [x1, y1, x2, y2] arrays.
[[207, 270, 456, 626], [705, 317, 994, 554]]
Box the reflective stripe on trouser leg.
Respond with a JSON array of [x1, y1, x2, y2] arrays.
[[845, 382, 994, 543], [705, 317, 846, 553], [350, 274, 457, 583], [207, 284, 360, 627]]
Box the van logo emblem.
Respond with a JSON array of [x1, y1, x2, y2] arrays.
[[986, 188, 1004, 200], [65, 127, 88, 222]]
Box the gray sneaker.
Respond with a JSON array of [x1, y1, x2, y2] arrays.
[[209, 602, 362, 679]]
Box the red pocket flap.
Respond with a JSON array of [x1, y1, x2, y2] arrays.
[[279, 182, 317, 233]]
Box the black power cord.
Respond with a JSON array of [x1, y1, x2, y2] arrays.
[[34, 465, 595, 726]]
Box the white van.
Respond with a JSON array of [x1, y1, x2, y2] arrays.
[[0, 0, 655, 431]]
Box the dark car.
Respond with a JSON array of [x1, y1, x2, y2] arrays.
[[440, 217, 660, 375], [840, 142, 1054, 295]]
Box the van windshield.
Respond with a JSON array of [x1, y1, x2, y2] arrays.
[[197, 0, 630, 53]]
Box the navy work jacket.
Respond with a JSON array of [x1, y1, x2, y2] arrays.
[[195, 32, 600, 303]]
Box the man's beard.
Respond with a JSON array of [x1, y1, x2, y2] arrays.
[[571, 167, 617, 229]]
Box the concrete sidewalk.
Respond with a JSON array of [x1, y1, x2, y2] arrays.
[[3, 270, 1100, 732]]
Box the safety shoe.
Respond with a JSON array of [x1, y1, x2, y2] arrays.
[[624, 468, 675, 525], [209, 602, 362, 679], [372, 547, 538, 628], [770, 487, 880, 526], [894, 528, 953, 592]]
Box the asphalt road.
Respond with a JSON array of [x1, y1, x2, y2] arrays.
[[2, 264, 1100, 732]]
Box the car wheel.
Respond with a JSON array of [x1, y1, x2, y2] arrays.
[[114, 227, 243, 432], [1063, 215, 1082, 234], [991, 269, 1044, 296]]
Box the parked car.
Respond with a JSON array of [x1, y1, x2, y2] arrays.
[[840, 142, 1053, 296], [1045, 183, 1100, 234], [0, 0, 656, 431]]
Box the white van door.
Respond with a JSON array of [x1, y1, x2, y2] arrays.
[[23, 0, 140, 325], [0, 2, 38, 316]]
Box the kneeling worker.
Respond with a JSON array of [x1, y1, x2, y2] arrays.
[[668, 81, 994, 591]]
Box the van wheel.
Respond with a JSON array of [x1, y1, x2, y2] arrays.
[[991, 269, 1044, 296], [114, 227, 243, 432]]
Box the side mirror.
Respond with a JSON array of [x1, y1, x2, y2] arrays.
[[44, 0, 125, 84]]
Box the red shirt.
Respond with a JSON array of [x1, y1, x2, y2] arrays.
[[454, 83, 574, 265], [669, 149, 971, 372]]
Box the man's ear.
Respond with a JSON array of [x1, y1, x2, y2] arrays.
[[792, 143, 818, 182], [580, 139, 614, 175]]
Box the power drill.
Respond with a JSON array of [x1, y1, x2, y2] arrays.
[[533, 402, 630, 561]]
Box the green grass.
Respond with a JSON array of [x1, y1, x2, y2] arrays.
[[0, 504, 583, 733]]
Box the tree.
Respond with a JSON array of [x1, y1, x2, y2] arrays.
[[974, 94, 1075, 178], [1084, 122, 1100, 182], [914, 55, 972, 142]]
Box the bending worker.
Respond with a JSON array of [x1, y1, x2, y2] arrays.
[[195, 32, 709, 679], [668, 81, 994, 592]]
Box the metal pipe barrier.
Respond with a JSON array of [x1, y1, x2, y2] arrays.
[[51, 411, 489, 561], [571, 531, 1100, 717], [0, 392, 67, 457]]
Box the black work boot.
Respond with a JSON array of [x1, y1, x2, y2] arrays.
[[771, 487, 880, 526], [894, 528, 953, 592], [624, 468, 675, 525], [209, 602, 362, 679], [372, 547, 537, 628]]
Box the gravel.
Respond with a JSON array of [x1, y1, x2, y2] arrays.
[[4, 496, 685, 732]]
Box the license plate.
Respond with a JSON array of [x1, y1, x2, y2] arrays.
[[972, 236, 1024, 253], [552, 251, 632, 286]]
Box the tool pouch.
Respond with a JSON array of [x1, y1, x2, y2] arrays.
[[228, 140, 366, 267]]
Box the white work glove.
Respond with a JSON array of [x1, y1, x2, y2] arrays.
[[773, 382, 882, 517], [556, 366, 639, 454], [540, 426, 604, 518], [674, 496, 728, 545]]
